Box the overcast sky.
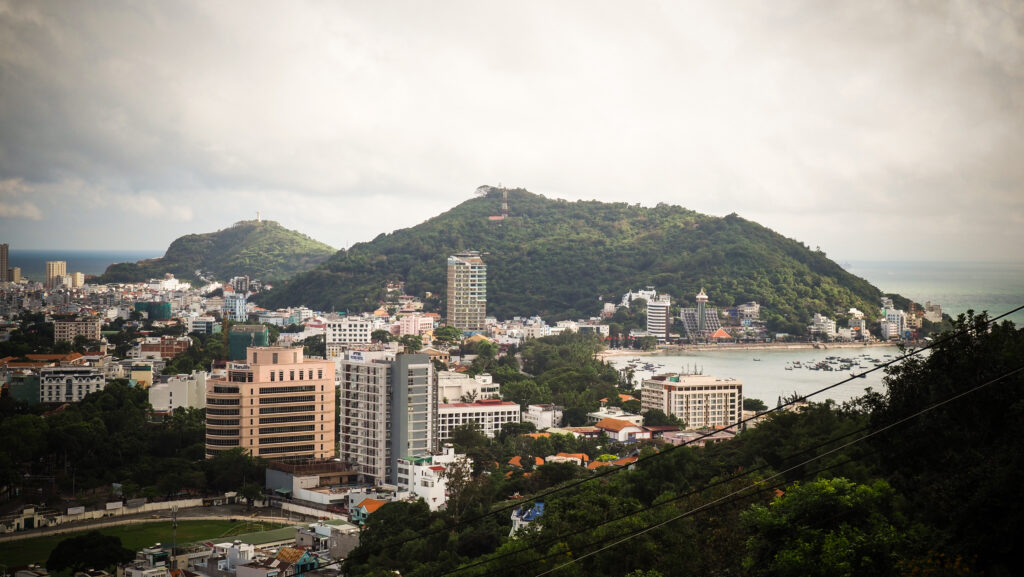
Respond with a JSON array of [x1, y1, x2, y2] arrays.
[[1, 1, 1022, 262]]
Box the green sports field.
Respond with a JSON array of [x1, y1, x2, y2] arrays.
[[0, 519, 286, 568]]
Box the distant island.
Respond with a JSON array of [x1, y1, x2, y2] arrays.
[[92, 219, 335, 284]]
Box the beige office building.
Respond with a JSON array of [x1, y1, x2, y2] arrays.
[[205, 346, 336, 461], [446, 251, 486, 331]]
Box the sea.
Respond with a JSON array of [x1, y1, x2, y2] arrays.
[[6, 249, 163, 282], [609, 259, 1023, 406]]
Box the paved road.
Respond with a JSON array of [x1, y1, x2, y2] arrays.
[[0, 504, 317, 543]]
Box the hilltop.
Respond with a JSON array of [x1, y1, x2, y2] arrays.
[[94, 220, 335, 284], [257, 188, 882, 331]]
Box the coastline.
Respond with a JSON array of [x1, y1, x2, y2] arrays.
[[596, 341, 900, 360]]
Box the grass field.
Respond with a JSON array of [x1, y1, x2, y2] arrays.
[[0, 519, 285, 568]]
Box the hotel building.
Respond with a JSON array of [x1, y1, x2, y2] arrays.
[[641, 373, 743, 429], [205, 346, 335, 461]]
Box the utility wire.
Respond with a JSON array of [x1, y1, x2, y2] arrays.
[[440, 420, 876, 576], [337, 305, 1023, 571], [531, 362, 1024, 577]]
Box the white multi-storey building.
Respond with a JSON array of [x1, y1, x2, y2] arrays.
[[808, 313, 837, 339], [40, 366, 105, 403], [524, 404, 563, 430], [339, 351, 436, 485], [149, 371, 208, 412], [396, 446, 467, 511], [641, 373, 743, 429], [326, 315, 379, 356], [438, 371, 500, 403], [437, 399, 521, 439], [881, 308, 907, 340], [646, 294, 671, 342], [224, 293, 247, 322]]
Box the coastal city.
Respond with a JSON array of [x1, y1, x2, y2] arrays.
[[2, 2, 1021, 575], [0, 240, 956, 574]]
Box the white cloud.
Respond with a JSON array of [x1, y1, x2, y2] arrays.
[[0, 1, 1021, 260]]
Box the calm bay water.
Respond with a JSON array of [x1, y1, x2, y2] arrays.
[[7, 249, 162, 281], [610, 260, 1022, 406], [610, 345, 904, 406], [846, 260, 1024, 327]]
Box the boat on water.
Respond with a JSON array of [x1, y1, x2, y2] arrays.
[[851, 372, 866, 378], [753, 358, 761, 362]]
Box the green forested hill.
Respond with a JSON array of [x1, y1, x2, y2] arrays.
[[257, 188, 882, 331], [94, 220, 335, 284]]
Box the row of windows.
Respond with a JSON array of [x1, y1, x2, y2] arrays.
[[258, 405, 316, 415], [213, 386, 239, 394], [259, 385, 316, 394], [208, 398, 240, 405], [207, 438, 240, 446], [207, 408, 240, 416], [268, 369, 325, 382], [206, 429, 238, 437], [259, 424, 316, 435], [207, 419, 240, 426], [258, 444, 315, 455], [259, 414, 316, 424], [229, 371, 254, 383], [260, 434, 316, 445], [260, 395, 316, 405]]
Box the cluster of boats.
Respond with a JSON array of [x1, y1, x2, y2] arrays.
[[783, 353, 895, 377], [624, 358, 665, 372]]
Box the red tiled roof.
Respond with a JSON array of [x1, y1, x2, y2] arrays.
[[594, 417, 639, 432], [358, 497, 387, 514]]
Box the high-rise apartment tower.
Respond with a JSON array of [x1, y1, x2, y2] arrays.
[[446, 251, 486, 331], [338, 351, 436, 485], [45, 260, 67, 288]]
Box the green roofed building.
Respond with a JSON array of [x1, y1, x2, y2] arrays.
[[229, 325, 269, 360]]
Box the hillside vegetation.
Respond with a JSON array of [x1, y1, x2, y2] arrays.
[[259, 188, 881, 331], [95, 220, 334, 283]]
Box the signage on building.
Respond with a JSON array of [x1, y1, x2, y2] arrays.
[[350, 351, 364, 362]]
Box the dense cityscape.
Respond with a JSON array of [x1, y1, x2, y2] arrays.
[[5, 234, 1011, 576]]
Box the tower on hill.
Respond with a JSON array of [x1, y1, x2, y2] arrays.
[[446, 251, 487, 331]]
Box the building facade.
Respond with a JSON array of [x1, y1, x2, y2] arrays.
[[204, 346, 335, 460], [437, 399, 521, 439], [45, 260, 67, 288], [0, 243, 8, 283], [53, 319, 102, 343], [646, 294, 671, 342], [149, 371, 207, 412], [446, 252, 487, 331], [338, 351, 436, 485], [641, 373, 743, 429], [39, 366, 105, 403], [524, 404, 563, 430], [325, 315, 377, 356]]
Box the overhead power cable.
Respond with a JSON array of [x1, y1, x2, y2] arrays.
[[529, 362, 1024, 577], [325, 305, 1024, 574]]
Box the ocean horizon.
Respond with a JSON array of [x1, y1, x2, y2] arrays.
[[7, 248, 164, 281]]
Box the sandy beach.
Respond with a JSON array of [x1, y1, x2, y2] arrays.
[[596, 341, 903, 360]]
